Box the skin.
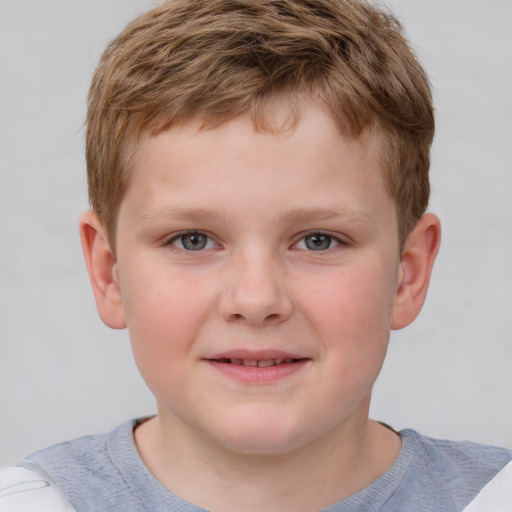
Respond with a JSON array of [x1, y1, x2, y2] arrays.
[[81, 98, 440, 511]]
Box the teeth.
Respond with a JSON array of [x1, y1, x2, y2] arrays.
[[222, 358, 297, 366], [257, 359, 276, 368]]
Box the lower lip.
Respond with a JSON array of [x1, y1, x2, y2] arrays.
[[206, 359, 309, 384]]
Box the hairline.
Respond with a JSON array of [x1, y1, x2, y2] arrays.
[[102, 96, 403, 257]]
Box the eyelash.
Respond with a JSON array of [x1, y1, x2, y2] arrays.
[[295, 231, 347, 252], [165, 230, 347, 252], [166, 231, 218, 251]]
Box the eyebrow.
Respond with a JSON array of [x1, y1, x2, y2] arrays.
[[277, 206, 373, 225], [136, 207, 230, 224], [136, 206, 372, 225]]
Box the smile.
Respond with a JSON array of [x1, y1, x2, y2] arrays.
[[215, 358, 300, 367], [205, 352, 310, 383]]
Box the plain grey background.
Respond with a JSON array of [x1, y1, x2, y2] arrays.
[[0, 0, 511, 466]]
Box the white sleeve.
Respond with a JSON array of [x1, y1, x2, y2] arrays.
[[462, 460, 512, 512], [0, 464, 76, 512]]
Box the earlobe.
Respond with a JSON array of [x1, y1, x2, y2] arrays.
[[79, 211, 127, 329], [391, 213, 441, 330]]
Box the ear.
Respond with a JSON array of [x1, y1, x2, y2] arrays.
[[391, 213, 441, 330], [79, 210, 127, 329]]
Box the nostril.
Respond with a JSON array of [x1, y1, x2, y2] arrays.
[[228, 313, 246, 324], [219, 289, 293, 326]]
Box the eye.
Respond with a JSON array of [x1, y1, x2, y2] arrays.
[[169, 232, 216, 251], [295, 233, 342, 251]]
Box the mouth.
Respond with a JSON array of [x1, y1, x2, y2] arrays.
[[205, 351, 310, 383], [212, 357, 305, 367]]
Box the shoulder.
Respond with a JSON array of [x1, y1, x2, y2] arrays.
[[0, 463, 75, 512], [25, 418, 141, 477], [22, 423, 124, 488], [399, 429, 512, 509], [462, 459, 512, 511], [404, 429, 512, 478], [17, 419, 148, 511]]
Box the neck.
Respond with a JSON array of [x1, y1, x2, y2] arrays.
[[134, 406, 401, 512]]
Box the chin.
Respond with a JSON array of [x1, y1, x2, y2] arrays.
[[222, 434, 303, 456], [211, 415, 314, 456]]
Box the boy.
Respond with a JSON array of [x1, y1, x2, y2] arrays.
[[1, 0, 511, 510]]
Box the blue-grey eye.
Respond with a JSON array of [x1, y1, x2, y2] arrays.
[[303, 234, 333, 250], [173, 233, 213, 250]]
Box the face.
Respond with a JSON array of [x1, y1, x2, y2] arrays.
[[113, 100, 402, 455]]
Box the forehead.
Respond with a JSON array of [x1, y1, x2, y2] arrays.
[[118, 99, 395, 240], [129, 93, 384, 171], [130, 97, 385, 183]]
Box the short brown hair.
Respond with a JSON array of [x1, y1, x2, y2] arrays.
[[86, 0, 434, 250]]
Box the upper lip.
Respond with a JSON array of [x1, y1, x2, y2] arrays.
[[206, 349, 308, 361]]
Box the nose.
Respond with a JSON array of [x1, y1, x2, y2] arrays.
[[218, 252, 293, 327]]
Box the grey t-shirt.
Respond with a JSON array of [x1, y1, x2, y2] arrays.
[[24, 419, 512, 512]]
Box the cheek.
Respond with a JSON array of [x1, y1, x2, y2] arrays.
[[297, 263, 395, 397], [121, 267, 216, 384], [301, 264, 396, 343]]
